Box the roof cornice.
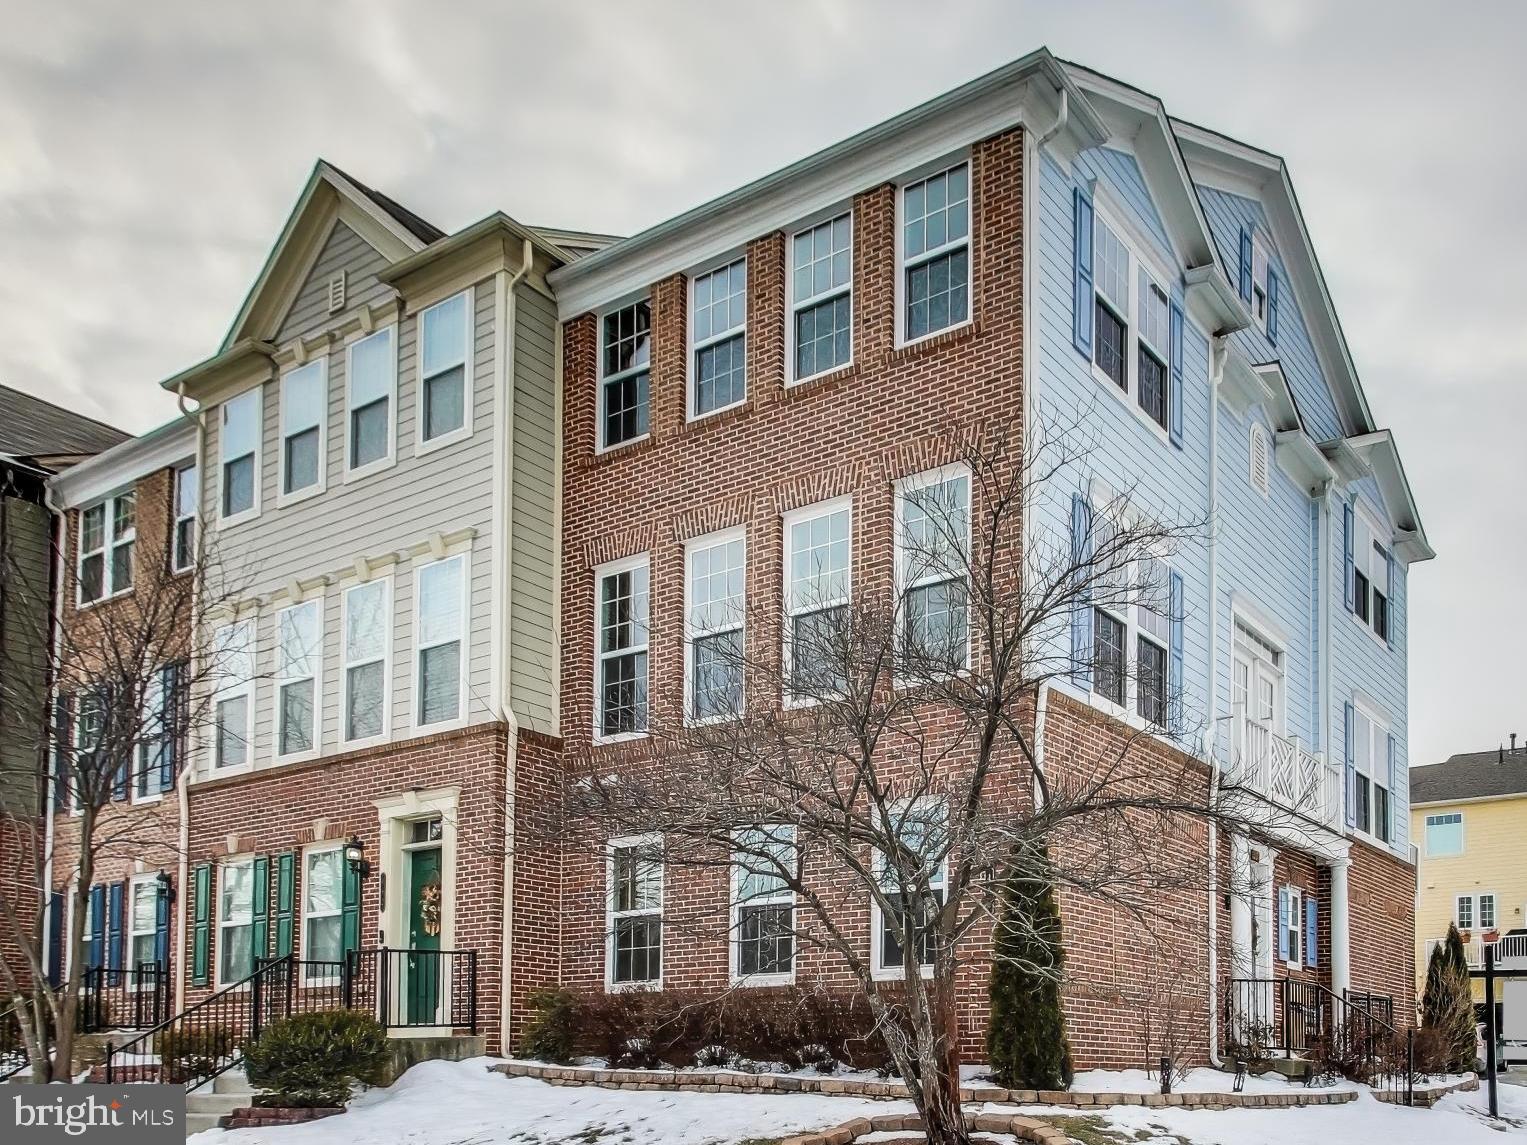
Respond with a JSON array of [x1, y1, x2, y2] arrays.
[[49, 416, 196, 507]]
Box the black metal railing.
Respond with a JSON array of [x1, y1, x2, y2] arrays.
[[348, 947, 478, 1033], [79, 962, 173, 1033]]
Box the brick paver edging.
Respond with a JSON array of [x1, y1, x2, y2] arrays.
[[1374, 1074, 1479, 1107], [492, 1060, 1357, 1109], [780, 1110, 1076, 1145]]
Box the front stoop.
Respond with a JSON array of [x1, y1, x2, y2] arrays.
[[185, 1072, 256, 1137]]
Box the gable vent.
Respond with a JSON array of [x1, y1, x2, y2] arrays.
[[1249, 424, 1271, 497], [327, 272, 346, 313]]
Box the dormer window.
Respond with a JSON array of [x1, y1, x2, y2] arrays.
[[1251, 237, 1271, 331], [1351, 504, 1391, 643]]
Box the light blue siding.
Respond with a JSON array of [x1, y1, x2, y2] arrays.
[[1084, 148, 1175, 260]]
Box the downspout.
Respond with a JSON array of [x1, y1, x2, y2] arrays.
[[40, 478, 67, 988], [497, 238, 532, 1052], [1205, 335, 1226, 1065], [1313, 476, 1352, 997], [173, 383, 204, 1013]]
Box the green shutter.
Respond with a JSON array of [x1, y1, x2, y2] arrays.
[[274, 852, 296, 958], [341, 860, 361, 956], [191, 863, 212, 985], [251, 855, 270, 964]]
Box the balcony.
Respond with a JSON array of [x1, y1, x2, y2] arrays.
[[1224, 712, 1342, 831], [1461, 933, 1527, 972]]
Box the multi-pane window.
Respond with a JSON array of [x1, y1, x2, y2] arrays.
[[1137, 273, 1170, 429], [733, 826, 795, 981], [1351, 705, 1391, 841], [347, 327, 395, 471], [275, 600, 321, 756], [218, 859, 254, 985], [1456, 894, 1475, 930], [78, 492, 135, 603], [691, 259, 747, 416], [343, 578, 389, 742], [1087, 507, 1174, 724], [415, 555, 465, 727], [874, 804, 947, 975], [1481, 894, 1498, 931], [609, 838, 662, 986], [173, 464, 197, 572], [280, 361, 326, 496], [686, 533, 744, 722], [73, 690, 104, 811], [135, 669, 167, 800], [897, 469, 970, 673], [220, 389, 260, 519], [596, 557, 649, 738], [791, 214, 852, 380], [303, 847, 344, 974], [1353, 508, 1391, 643], [1425, 812, 1463, 857], [784, 501, 852, 699], [212, 620, 254, 769], [129, 878, 158, 973], [1090, 208, 1173, 433], [1136, 557, 1170, 728], [420, 291, 470, 443], [902, 164, 970, 341], [600, 301, 651, 449], [1093, 218, 1129, 388], [1251, 237, 1271, 332], [1283, 886, 1303, 966]]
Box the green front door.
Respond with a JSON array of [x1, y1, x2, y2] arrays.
[[405, 847, 442, 1024]]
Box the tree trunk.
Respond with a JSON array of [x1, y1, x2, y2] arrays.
[[915, 1065, 970, 1145]]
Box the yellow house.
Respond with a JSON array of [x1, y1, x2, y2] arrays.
[[1411, 745, 1527, 1005]]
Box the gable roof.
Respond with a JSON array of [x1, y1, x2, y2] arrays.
[[1411, 748, 1527, 805], [0, 384, 129, 466], [328, 162, 446, 246]]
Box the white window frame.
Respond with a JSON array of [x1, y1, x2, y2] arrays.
[[211, 619, 256, 774], [71, 688, 104, 815], [76, 491, 135, 606], [412, 553, 469, 732], [605, 833, 663, 991], [217, 388, 262, 527], [782, 496, 853, 708], [684, 528, 746, 725], [302, 843, 345, 984], [593, 553, 650, 743], [344, 325, 397, 481], [1251, 233, 1272, 334], [894, 464, 972, 679], [1456, 893, 1476, 931], [1480, 892, 1499, 932], [1424, 811, 1464, 858], [687, 254, 748, 421], [415, 287, 475, 454], [730, 825, 796, 987], [1352, 502, 1392, 647], [1350, 699, 1391, 845], [172, 463, 198, 573], [1083, 496, 1174, 732], [273, 599, 323, 761], [216, 857, 255, 989], [127, 874, 159, 982], [1284, 885, 1303, 969], [341, 576, 392, 748], [786, 209, 854, 384], [277, 359, 328, 505], [132, 668, 166, 805], [895, 158, 973, 348], [597, 297, 652, 454], [870, 801, 948, 981]]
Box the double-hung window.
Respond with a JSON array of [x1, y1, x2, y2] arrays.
[[1087, 505, 1175, 726], [303, 846, 344, 974], [1251, 236, 1271, 332], [74, 689, 104, 811], [1424, 812, 1463, 857], [212, 620, 255, 770], [1350, 704, 1391, 842], [1283, 886, 1303, 966], [128, 876, 158, 974], [343, 578, 390, 743], [790, 213, 852, 381], [733, 826, 795, 982], [78, 492, 134, 603], [608, 836, 662, 987], [691, 258, 747, 417], [415, 555, 465, 727], [1352, 508, 1391, 643], [896, 468, 970, 673], [172, 464, 197, 572], [784, 500, 851, 700], [599, 301, 650, 449], [1456, 894, 1475, 930], [685, 531, 744, 722], [346, 327, 395, 473], [1092, 218, 1129, 389], [217, 859, 254, 985], [134, 670, 166, 800], [1136, 273, 1170, 430], [1090, 513, 1128, 708], [1135, 557, 1170, 728], [419, 290, 471, 444], [219, 389, 260, 520], [280, 360, 326, 497], [901, 163, 970, 342], [595, 556, 649, 738], [1089, 207, 1173, 434], [873, 803, 947, 977], [275, 600, 321, 757]]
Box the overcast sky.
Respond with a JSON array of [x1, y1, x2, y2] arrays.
[[2, 0, 1520, 765]]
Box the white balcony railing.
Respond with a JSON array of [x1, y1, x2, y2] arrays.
[[1461, 933, 1527, 970], [1226, 713, 1341, 830]]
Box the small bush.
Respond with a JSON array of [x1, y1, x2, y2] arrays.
[[520, 988, 577, 1064], [244, 1011, 389, 1107], [694, 1043, 732, 1069], [155, 1025, 235, 1084]]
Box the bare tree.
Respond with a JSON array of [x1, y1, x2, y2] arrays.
[[0, 501, 245, 1082], [563, 412, 1297, 1145]]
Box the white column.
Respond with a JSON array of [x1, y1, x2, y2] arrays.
[[1229, 834, 1253, 977], [1330, 856, 1352, 997]]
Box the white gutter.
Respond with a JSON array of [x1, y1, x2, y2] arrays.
[[1205, 335, 1225, 1065]]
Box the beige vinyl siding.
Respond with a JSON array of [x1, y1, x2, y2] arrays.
[[0, 496, 51, 813], [275, 222, 392, 346], [508, 284, 558, 732]]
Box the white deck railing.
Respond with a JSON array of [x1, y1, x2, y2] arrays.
[[1227, 713, 1341, 830], [1461, 933, 1527, 969]]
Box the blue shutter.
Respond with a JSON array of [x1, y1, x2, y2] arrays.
[[154, 882, 171, 967], [1168, 569, 1184, 735], [1070, 493, 1093, 687], [1239, 227, 1253, 302], [1277, 887, 1290, 961], [1341, 500, 1355, 613], [1387, 733, 1399, 845], [88, 884, 106, 970], [46, 891, 63, 986], [1266, 270, 1280, 344], [1168, 298, 1185, 448], [1343, 701, 1357, 829], [106, 880, 125, 984], [1073, 186, 1095, 358], [1305, 895, 1319, 968]]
